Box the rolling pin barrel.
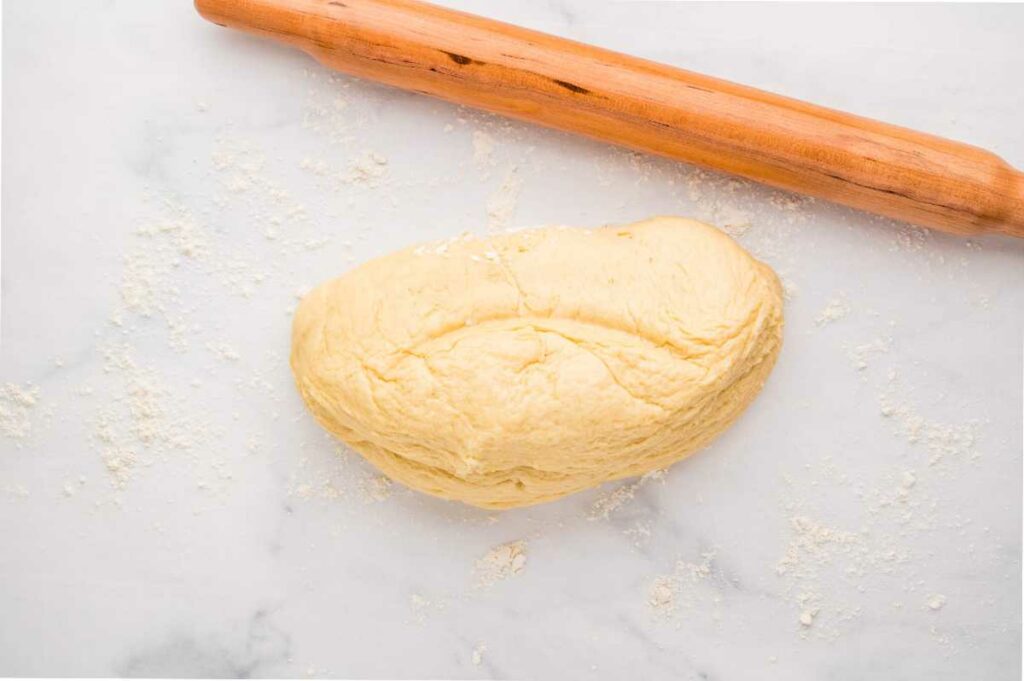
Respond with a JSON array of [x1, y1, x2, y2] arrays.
[[196, 0, 1024, 238]]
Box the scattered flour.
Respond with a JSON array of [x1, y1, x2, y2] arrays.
[[845, 335, 893, 371], [776, 516, 866, 580], [648, 577, 677, 613], [647, 551, 715, 618], [772, 508, 902, 639], [360, 474, 393, 502], [288, 475, 344, 501], [302, 70, 353, 145], [285, 449, 349, 501], [0, 383, 39, 440], [299, 157, 331, 177], [774, 381, 981, 641], [90, 344, 216, 492], [209, 134, 320, 259], [472, 130, 496, 167], [409, 593, 432, 623], [206, 342, 241, 362], [486, 168, 522, 231], [346, 152, 389, 186], [714, 204, 752, 237], [589, 469, 665, 520], [471, 643, 487, 666], [475, 540, 527, 587], [2, 483, 30, 499], [119, 250, 166, 318], [98, 442, 138, 491], [623, 521, 653, 548], [890, 224, 931, 253], [781, 276, 800, 301], [815, 295, 850, 326], [878, 373, 981, 467], [135, 214, 210, 259]]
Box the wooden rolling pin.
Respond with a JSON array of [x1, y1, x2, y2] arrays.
[[195, 0, 1024, 238]]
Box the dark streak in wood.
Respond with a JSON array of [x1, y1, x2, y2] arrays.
[[443, 51, 476, 66], [823, 173, 952, 212], [551, 78, 590, 95], [310, 37, 338, 51], [327, 1, 347, 7], [685, 84, 714, 94]]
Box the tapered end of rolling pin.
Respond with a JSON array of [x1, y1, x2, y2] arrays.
[[194, 0, 226, 27], [195, 0, 307, 47]]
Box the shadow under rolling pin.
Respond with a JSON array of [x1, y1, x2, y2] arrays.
[[195, 0, 1024, 239]]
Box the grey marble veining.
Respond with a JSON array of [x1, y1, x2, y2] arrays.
[[1, 1, 1022, 679]]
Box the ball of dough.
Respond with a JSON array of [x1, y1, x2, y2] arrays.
[[291, 217, 783, 509]]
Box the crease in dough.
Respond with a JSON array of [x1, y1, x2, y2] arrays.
[[291, 216, 784, 509]]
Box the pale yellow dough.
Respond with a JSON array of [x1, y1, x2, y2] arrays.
[[291, 217, 784, 509]]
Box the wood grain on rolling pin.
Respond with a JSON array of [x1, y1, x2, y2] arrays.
[[195, 0, 1024, 238]]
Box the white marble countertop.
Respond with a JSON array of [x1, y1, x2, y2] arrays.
[[2, 1, 1022, 678]]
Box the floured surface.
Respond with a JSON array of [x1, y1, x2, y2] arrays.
[[1, 2, 1022, 680]]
